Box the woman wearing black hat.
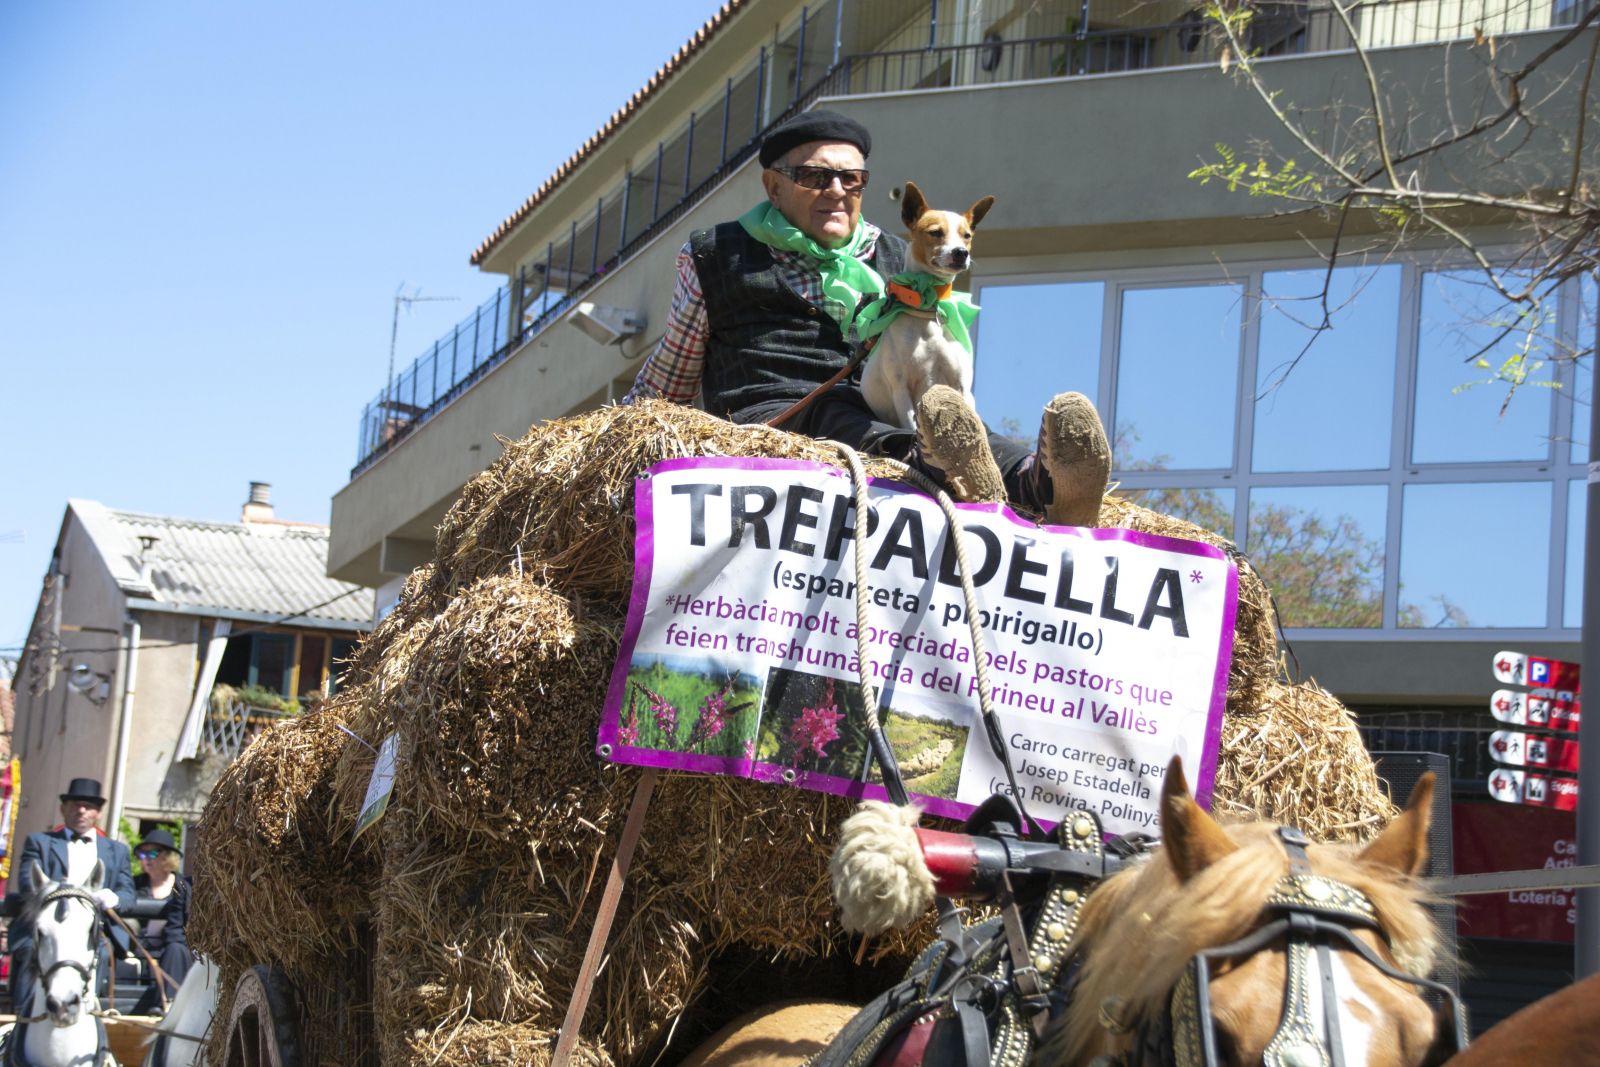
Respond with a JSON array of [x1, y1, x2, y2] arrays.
[[130, 828, 192, 1014]]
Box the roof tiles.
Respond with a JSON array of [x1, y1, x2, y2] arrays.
[[71, 500, 374, 627]]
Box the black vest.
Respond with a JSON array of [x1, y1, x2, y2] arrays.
[[691, 222, 906, 420]]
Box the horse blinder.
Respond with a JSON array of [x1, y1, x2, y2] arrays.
[[1153, 828, 1469, 1067]]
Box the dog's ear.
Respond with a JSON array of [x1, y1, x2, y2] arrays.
[[901, 181, 928, 228], [965, 195, 995, 230]]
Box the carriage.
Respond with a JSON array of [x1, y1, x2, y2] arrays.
[[25, 398, 1575, 1067]]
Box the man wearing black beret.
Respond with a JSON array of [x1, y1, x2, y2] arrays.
[[625, 109, 1109, 524]]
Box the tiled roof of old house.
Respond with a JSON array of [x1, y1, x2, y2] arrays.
[[70, 499, 373, 629], [470, 0, 750, 267]]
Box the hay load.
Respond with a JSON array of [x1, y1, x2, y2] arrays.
[[192, 399, 1395, 1065]]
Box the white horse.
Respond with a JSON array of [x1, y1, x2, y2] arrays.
[[139, 958, 217, 1067], [0, 859, 118, 1066]]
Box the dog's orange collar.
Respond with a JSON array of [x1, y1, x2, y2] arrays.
[[887, 280, 953, 310]]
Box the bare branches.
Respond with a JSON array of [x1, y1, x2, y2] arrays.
[[1193, 0, 1600, 399]]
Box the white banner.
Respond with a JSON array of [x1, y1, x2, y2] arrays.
[[599, 458, 1239, 836]]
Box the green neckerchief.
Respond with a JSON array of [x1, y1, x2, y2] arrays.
[[738, 202, 885, 336], [855, 271, 980, 354]]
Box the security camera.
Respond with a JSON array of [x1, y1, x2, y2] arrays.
[[566, 302, 646, 346]]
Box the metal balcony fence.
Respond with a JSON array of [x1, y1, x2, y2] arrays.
[[1358, 709, 1505, 795], [351, 0, 1592, 475], [202, 698, 297, 763]]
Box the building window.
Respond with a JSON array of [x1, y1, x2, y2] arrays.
[[329, 638, 359, 694], [973, 281, 1103, 442], [1398, 481, 1551, 628], [1253, 266, 1399, 473], [974, 255, 1589, 635], [1412, 271, 1555, 464], [214, 630, 353, 702], [1249, 485, 1388, 628], [1114, 283, 1243, 471], [1566, 479, 1586, 631]]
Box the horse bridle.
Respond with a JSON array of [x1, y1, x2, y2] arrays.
[[1114, 827, 1470, 1067], [27, 884, 104, 1007]]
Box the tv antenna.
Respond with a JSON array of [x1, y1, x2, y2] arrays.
[[384, 285, 459, 416]]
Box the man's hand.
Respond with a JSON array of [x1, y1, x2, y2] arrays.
[[93, 888, 121, 911]]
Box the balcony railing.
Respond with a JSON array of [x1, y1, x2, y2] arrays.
[[351, 0, 1592, 476], [202, 698, 296, 762]]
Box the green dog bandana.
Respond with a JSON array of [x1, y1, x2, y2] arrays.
[[855, 271, 980, 354]]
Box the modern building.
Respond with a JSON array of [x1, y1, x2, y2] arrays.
[[8, 484, 372, 855], [325, 0, 1594, 1024]]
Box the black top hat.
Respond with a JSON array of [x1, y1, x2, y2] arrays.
[[138, 828, 180, 855], [60, 778, 106, 805]]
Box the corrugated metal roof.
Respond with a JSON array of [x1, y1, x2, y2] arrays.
[[470, 0, 751, 267], [70, 499, 374, 627]]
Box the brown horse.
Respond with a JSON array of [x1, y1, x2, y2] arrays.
[[1437, 970, 1600, 1066], [685, 759, 1453, 1066]]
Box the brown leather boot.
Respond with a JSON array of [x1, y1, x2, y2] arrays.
[[916, 386, 1006, 503], [1041, 391, 1111, 527]]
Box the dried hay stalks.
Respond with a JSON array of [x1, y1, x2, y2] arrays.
[[189, 400, 1396, 1066], [365, 576, 927, 1063], [189, 697, 377, 980], [1211, 680, 1399, 842], [430, 400, 905, 601]]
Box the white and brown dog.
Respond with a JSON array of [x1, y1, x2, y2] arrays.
[[861, 181, 994, 431]]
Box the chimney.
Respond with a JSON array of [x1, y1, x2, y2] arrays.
[[242, 481, 274, 523]]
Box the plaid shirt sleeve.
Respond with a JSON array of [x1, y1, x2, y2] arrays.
[[623, 243, 708, 404]]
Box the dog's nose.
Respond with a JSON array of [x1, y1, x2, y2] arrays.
[[950, 248, 970, 267]]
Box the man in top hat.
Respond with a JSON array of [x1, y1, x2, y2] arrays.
[[8, 777, 135, 1012], [624, 108, 1110, 525]]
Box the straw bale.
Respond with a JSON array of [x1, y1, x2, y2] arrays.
[[188, 401, 1392, 1066], [394, 573, 622, 839], [373, 769, 703, 1065], [189, 696, 377, 980], [430, 400, 906, 600], [1211, 680, 1399, 842]]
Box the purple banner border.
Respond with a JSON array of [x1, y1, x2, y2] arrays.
[[597, 455, 1240, 821]]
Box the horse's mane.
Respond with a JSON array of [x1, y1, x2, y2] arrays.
[[1045, 821, 1441, 1064]]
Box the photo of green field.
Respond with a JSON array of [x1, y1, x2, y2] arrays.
[[754, 667, 872, 778], [868, 706, 971, 800], [621, 656, 762, 759]]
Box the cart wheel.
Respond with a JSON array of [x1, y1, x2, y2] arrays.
[[223, 965, 301, 1067]]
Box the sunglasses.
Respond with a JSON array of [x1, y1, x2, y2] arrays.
[[770, 165, 870, 192], [135, 848, 165, 860]]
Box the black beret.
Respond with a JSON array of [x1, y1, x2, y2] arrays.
[[759, 109, 871, 168]]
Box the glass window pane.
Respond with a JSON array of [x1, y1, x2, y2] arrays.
[[1118, 486, 1235, 540], [974, 282, 1103, 444], [1249, 485, 1389, 628], [1399, 482, 1550, 628], [1567, 479, 1586, 630], [1572, 273, 1595, 465], [1413, 271, 1555, 463], [1115, 284, 1243, 470], [1253, 266, 1399, 472]]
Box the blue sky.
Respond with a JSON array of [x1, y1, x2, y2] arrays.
[[0, 0, 719, 652]]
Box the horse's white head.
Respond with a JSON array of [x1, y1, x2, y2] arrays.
[[26, 858, 105, 1027]]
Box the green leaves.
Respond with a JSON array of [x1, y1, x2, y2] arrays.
[[1189, 143, 1323, 198]]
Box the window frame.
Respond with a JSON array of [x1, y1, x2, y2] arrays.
[[972, 247, 1590, 640]]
